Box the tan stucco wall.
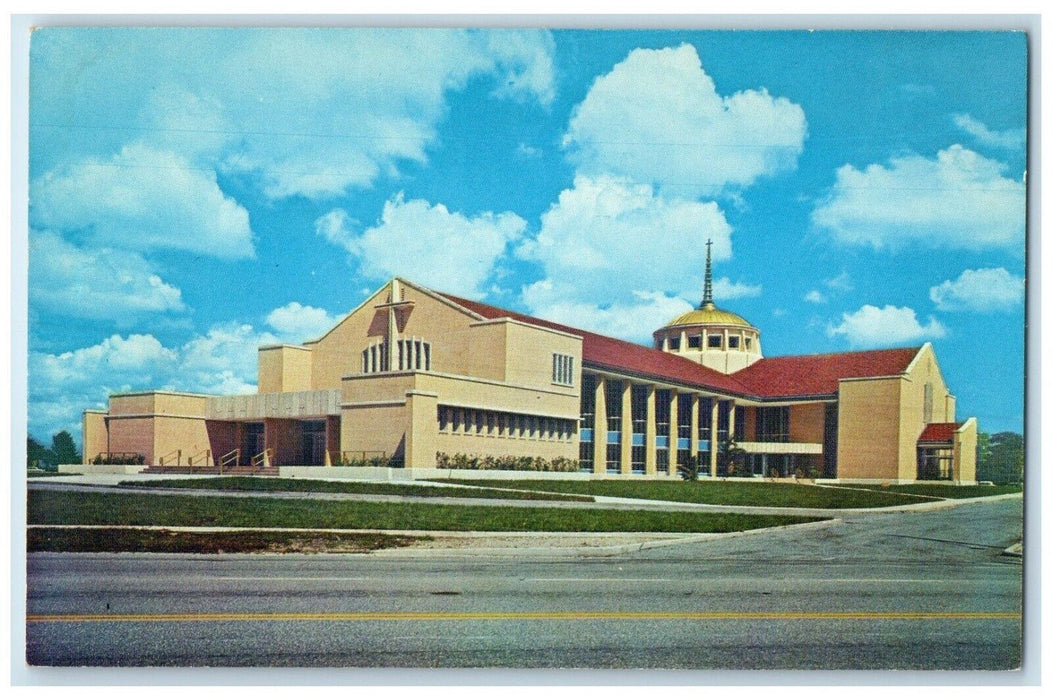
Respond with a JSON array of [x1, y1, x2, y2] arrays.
[[110, 393, 157, 416], [103, 392, 211, 464], [954, 418, 978, 483], [896, 344, 954, 480], [81, 411, 109, 464], [837, 377, 902, 480], [341, 402, 410, 462], [152, 416, 211, 463], [309, 280, 583, 393], [339, 362, 582, 468], [501, 320, 582, 389], [258, 346, 313, 394]]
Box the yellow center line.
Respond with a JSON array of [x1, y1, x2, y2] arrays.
[[26, 611, 1021, 624]]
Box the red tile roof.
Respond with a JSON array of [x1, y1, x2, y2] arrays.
[[434, 290, 921, 401], [918, 422, 962, 443], [732, 347, 922, 399]]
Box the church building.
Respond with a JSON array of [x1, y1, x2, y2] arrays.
[[81, 245, 977, 484]]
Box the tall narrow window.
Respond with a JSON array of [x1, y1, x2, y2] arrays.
[[923, 383, 934, 423], [552, 353, 574, 386]]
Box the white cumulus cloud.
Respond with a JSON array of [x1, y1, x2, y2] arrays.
[[29, 231, 185, 320], [30, 142, 255, 259], [563, 44, 807, 197], [828, 304, 946, 347], [812, 145, 1025, 251], [265, 302, 340, 342], [952, 113, 1025, 151], [516, 175, 739, 341], [804, 290, 827, 304], [712, 277, 761, 300], [29, 322, 281, 441], [319, 194, 527, 298], [929, 267, 1025, 312], [522, 282, 693, 343]]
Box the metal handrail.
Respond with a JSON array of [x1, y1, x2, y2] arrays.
[[251, 449, 272, 470], [158, 449, 181, 467], [218, 449, 240, 474], [186, 449, 211, 468]]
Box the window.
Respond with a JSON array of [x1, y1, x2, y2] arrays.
[[708, 335, 723, 348], [744, 337, 752, 351], [668, 337, 680, 350], [728, 336, 740, 349], [923, 383, 934, 424], [688, 335, 702, 348], [552, 353, 575, 386], [395, 338, 431, 371], [756, 406, 790, 442], [580, 374, 597, 431], [361, 341, 388, 373], [363, 339, 430, 373]]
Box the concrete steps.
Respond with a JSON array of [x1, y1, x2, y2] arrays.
[[140, 464, 279, 477]]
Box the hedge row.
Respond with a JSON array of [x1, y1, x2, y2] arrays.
[[434, 452, 579, 472]]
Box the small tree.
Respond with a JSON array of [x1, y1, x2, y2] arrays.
[[677, 454, 701, 481], [718, 437, 748, 476], [27, 436, 54, 470], [50, 430, 81, 465]]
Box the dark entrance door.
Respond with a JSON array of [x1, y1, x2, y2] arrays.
[[241, 423, 265, 466], [301, 420, 327, 466]]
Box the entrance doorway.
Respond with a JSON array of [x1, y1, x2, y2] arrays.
[[241, 423, 265, 465], [301, 420, 327, 466]]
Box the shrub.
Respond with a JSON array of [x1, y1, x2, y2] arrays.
[[434, 451, 579, 472], [90, 453, 145, 466], [678, 455, 701, 481]]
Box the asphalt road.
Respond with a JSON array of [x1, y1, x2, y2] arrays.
[[24, 496, 1023, 671]]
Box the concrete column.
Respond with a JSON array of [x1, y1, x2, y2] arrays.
[[388, 308, 401, 371], [661, 336, 668, 351], [680, 330, 688, 350], [644, 385, 657, 475], [404, 390, 438, 469], [620, 382, 632, 475], [729, 402, 737, 441], [710, 399, 720, 478], [690, 394, 700, 462], [668, 389, 679, 475], [593, 375, 608, 475]]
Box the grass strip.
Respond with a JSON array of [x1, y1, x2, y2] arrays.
[[876, 484, 1022, 499], [28, 490, 825, 533], [123, 476, 593, 502], [441, 479, 928, 509], [27, 527, 422, 554]]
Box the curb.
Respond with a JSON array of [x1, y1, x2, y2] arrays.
[[26, 517, 841, 559], [348, 517, 842, 558]]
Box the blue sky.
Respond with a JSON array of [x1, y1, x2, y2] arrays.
[[26, 28, 1028, 443]]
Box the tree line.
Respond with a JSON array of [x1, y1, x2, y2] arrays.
[[976, 431, 1024, 484], [27, 431, 81, 470]]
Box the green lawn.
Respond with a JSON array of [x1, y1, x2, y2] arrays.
[[28, 489, 825, 534], [123, 476, 593, 502], [441, 479, 931, 509], [876, 483, 1023, 499]]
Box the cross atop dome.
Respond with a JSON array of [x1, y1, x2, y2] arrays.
[[701, 238, 715, 310]]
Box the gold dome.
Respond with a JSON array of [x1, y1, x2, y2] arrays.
[[662, 303, 754, 329]]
